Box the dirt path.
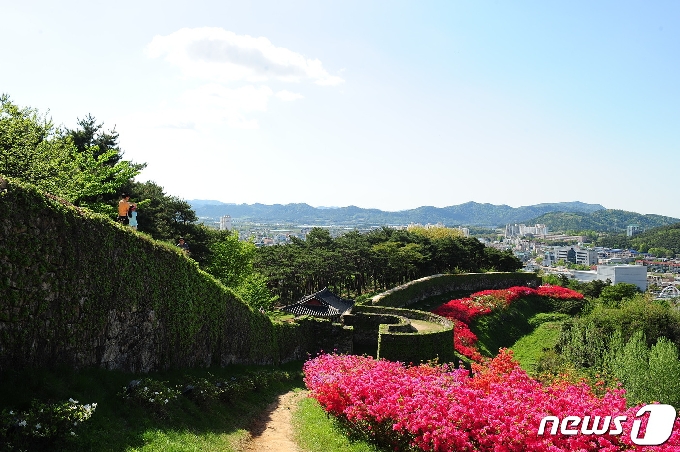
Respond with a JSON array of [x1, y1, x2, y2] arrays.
[[240, 390, 308, 452]]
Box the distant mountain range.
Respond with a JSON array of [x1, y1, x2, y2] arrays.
[[188, 200, 640, 229]]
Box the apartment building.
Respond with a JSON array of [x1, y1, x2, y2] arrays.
[[220, 215, 233, 231], [544, 246, 598, 266], [505, 223, 548, 238]]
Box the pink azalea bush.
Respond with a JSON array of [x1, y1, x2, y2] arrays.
[[304, 350, 680, 451], [432, 285, 583, 361]]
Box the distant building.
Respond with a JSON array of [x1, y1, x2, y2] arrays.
[[220, 215, 232, 231], [572, 265, 648, 292], [554, 247, 598, 266], [505, 223, 548, 238], [627, 224, 643, 237]]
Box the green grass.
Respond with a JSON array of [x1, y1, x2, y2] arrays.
[[0, 363, 305, 452], [293, 396, 387, 452], [471, 296, 554, 357], [511, 320, 565, 374]]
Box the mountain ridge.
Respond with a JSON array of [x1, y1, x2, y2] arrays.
[[188, 200, 613, 228]]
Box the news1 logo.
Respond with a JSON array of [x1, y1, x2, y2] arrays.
[[538, 404, 677, 446]]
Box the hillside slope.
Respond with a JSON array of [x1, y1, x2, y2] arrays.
[[0, 176, 285, 372]]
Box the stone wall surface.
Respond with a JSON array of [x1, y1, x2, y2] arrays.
[[0, 177, 350, 373]]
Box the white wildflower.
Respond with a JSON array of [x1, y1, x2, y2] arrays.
[[18, 420, 26, 427]]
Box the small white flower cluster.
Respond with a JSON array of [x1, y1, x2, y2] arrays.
[[1, 397, 97, 442], [122, 378, 180, 411]]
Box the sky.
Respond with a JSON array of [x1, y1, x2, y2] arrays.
[[2, 1, 679, 217]]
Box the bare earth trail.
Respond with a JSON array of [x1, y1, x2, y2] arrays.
[[239, 390, 308, 452]]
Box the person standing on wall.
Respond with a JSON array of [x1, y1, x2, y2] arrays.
[[117, 193, 131, 225], [177, 237, 190, 255], [128, 204, 138, 230]]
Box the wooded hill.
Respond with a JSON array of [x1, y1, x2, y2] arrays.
[[596, 222, 680, 256], [190, 200, 605, 227], [526, 209, 680, 234]]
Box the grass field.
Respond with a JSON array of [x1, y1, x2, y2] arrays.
[[0, 363, 305, 451], [510, 320, 565, 374], [293, 397, 386, 452]]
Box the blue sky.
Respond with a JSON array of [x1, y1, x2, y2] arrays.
[[3, 1, 679, 217]]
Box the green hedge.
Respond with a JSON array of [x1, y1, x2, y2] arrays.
[[353, 305, 455, 364], [274, 316, 354, 360], [0, 176, 298, 372], [371, 272, 541, 308]]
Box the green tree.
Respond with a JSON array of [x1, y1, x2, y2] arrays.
[[305, 227, 333, 249], [579, 279, 610, 299], [608, 332, 680, 406], [204, 231, 277, 311], [599, 283, 640, 306], [482, 247, 523, 272], [204, 231, 256, 288], [65, 114, 122, 163], [233, 273, 279, 311], [647, 338, 680, 406], [648, 247, 673, 258], [0, 95, 143, 214], [611, 331, 650, 405], [335, 230, 373, 296]]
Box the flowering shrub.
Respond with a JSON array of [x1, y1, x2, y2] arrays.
[[536, 285, 585, 300], [181, 376, 226, 408], [0, 398, 97, 449], [121, 370, 300, 412], [121, 378, 180, 417], [304, 351, 680, 451], [453, 322, 483, 362], [433, 285, 583, 360]]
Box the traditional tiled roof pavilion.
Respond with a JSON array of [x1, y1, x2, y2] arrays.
[[281, 288, 355, 321]]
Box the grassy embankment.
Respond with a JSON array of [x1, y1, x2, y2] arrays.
[[410, 289, 572, 373]]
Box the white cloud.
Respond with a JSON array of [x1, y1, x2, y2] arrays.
[[118, 84, 274, 131], [146, 27, 344, 86], [275, 90, 304, 101]]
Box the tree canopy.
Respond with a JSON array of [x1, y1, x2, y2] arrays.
[[254, 226, 523, 303], [0, 95, 143, 215]]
